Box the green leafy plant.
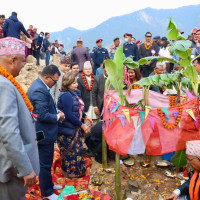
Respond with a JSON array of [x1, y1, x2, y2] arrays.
[[172, 150, 187, 168]]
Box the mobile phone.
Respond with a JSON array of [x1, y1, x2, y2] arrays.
[[36, 131, 45, 141]]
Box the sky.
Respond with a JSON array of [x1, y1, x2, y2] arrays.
[[1, 0, 200, 33]]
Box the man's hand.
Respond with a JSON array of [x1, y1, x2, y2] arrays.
[[164, 193, 178, 200], [23, 171, 37, 187], [94, 108, 100, 116], [58, 111, 65, 121]]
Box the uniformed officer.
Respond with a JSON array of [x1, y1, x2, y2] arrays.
[[93, 39, 109, 75], [123, 33, 139, 61]]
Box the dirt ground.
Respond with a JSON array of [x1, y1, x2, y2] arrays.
[[88, 155, 183, 200]]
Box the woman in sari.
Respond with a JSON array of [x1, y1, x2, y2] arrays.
[[57, 72, 93, 178]]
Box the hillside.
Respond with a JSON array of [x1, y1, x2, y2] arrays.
[[50, 5, 200, 51]]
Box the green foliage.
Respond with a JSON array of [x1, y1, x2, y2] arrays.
[[138, 56, 176, 66], [183, 65, 199, 95], [172, 150, 187, 168], [105, 59, 123, 93], [134, 74, 179, 88], [167, 18, 185, 41], [123, 57, 139, 69], [114, 45, 124, 80]]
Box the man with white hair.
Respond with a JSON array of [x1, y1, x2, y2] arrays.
[[78, 61, 96, 119], [165, 140, 200, 200], [71, 37, 91, 73], [0, 37, 39, 200], [149, 62, 166, 93]]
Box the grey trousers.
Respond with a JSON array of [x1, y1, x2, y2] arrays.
[[0, 176, 27, 200]]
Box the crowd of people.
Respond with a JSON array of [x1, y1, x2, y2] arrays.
[[1, 11, 200, 200]]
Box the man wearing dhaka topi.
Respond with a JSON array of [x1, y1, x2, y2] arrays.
[[0, 37, 39, 200]]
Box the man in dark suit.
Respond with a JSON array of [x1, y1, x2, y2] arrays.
[[28, 65, 65, 200], [92, 64, 108, 117]]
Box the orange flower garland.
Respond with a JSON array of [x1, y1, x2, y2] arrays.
[[144, 40, 153, 50], [169, 96, 176, 107], [157, 103, 183, 129], [81, 72, 94, 91], [0, 65, 33, 112], [133, 79, 140, 89]]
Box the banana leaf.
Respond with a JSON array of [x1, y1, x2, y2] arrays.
[[138, 56, 176, 66], [175, 49, 191, 60], [183, 65, 198, 84], [134, 74, 179, 87], [167, 17, 177, 31], [123, 57, 139, 69], [114, 45, 124, 80], [167, 17, 185, 41], [169, 41, 192, 55], [172, 150, 187, 168]]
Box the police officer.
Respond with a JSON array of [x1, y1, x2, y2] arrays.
[[93, 39, 109, 75], [123, 33, 139, 61]]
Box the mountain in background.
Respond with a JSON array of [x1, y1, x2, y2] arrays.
[[50, 5, 200, 52]]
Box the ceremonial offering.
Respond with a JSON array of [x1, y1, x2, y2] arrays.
[[124, 159, 135, 167], [155, 160, 170, 168], [91, 175, 104, 186]]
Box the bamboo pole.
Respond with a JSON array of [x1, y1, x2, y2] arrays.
[[177, 75, 181, 104], [102, 130, 107, 169], [144, 86, 151, 162], [115, 153, 121, 200]]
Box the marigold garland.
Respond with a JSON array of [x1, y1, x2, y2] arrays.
[[132, 79, 140, 89], [169, 96, 176, 107], [81, 72, 94, 91], [157, 103, 183, 129], [0, 65, 33, 112], [144, 40, 153, 50]]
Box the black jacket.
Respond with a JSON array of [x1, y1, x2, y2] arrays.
[[78, 76, 91, 112], [139, 42, 159, 77], [92, 74, 106, 113], [178, 171, 200, 199]]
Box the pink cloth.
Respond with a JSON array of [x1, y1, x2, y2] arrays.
[[109, 89, 170, 108], [186, 140, 200, 157], [0, 37, 26, 56]]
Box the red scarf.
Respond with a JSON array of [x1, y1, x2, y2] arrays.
[[189, 170, 200, 200]]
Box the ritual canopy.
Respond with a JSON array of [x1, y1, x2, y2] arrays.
[[103, 89, 200, 156]]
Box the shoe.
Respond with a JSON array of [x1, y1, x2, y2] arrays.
[[84, 149, 96, 157], [44, 193, 58, 200], [53, 185, 63, 190], [95, 153, 102, 164]]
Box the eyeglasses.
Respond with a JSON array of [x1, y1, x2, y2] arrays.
[[146, 35, 152, 38], [49, 76, 59, 83]]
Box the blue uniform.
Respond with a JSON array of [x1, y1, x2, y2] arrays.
[[123, 42, 139, 61], [93, 47, 109, 75]]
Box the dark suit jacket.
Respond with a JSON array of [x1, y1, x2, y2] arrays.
[[178, 171, 200, 199], [92, 74, 106, 113], [78, 76, 91, 112], [28, 78, 58, 144]]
